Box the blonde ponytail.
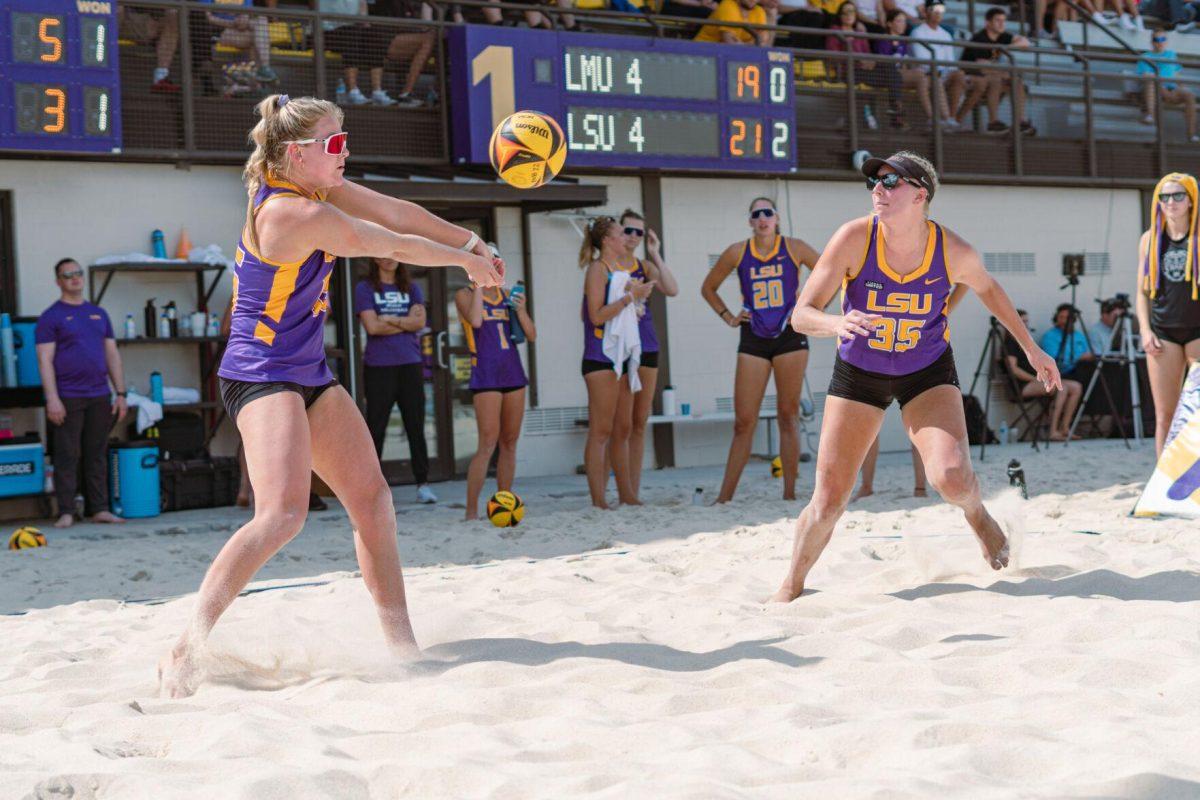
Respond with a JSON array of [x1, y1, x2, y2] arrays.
[[241, 94, 343, 252], [578, 216, 619, 268]]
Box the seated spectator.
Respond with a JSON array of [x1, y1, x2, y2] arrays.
[[909, 0, 965, 129], [1090, 298, 1124, 355], [523, 0, 580, 32], [1101, 0, 1145, 29], [662, 0, 721, 18], [826, 2, 902, 126], [1040, 303, 1096, 378], [1136, 0, 1191, 29], [1138, 31, 1200, 143], [956, 8, 1036, 135], [319, 0, 397, 105], [191, 0, 279, 95], [372, 1, 435, 108], [1006, 308, 1083, 442], [875, 9, 935, 128], [775, 1, 833, 49], [695, 0, 774, 45], [116, 6, 181, 93], [877, 0, 923, 27]]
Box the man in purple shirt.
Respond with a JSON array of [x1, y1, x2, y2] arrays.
[[35, 258, 128, 528]]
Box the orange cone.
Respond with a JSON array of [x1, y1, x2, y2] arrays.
[[175, 228, 193, 260]]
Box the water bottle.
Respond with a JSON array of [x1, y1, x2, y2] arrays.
[[508, 280, 526, 345], [158, 313, 170, 339], [1006, 459, 1027, 500], [144, 298, 157, 338], [150, 371, 164, 405], [661, 385, 676, 416], [692, 487, 704, 506], [207, 313, 220, 337], [124, 314, 137, 340], [864, 104, 878, 131], [0, 313, 15, 388], [43, 458, 54, 494], [151, 229, 167, 259], [164, 300, 178, 337], [998, 420, 1009, 446], [190, 311, 207, 338], [179, 313, 193, 337]]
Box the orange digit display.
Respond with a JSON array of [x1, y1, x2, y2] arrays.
[[729, 119, 746, 156], [737, 65, 760, 100], [43, 89, 66, 133], [39, 17, 64, 64], [753, 121, 762, 155]]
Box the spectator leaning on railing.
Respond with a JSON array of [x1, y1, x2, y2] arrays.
[[695, 0, 776, 45], [1138, 31, 1200, 143], [909, 0, 965, 130], [955, 7, 1036, 135]]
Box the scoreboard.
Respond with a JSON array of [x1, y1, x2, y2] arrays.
[[449, 25, 795, 173], [0, 0, 121, 153]]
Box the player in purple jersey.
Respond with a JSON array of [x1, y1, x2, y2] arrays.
[[770, 151, 1061, 602], [158, 94, 502, 698], [580, 216, 657, 509], [702, 197, 820, 503], [612, 209, 679, 499], [456, 283, 535, 521]]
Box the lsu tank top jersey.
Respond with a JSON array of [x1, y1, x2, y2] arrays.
[[839, 216, 952, 376], [581, 265, 614, 363], [737, 236, 803, 339], [218, 176, 336, 386], [617, 257, 659, 354], [465, 289, 528, 391]]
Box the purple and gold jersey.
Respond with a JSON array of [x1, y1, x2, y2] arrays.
[[466, 289, 528, 391], [839, 216, 952, 376], [737, 236, 803, 339], [218, 176, 336, 386], [618, 258, 660, 354], [581, 267, 611, 363]]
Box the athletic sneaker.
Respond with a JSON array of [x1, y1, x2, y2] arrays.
[[1142, 113, 1156, 125], [394, 92, 423, 108], [1119, 12, 1135, 29], [371, 89, 397, 106], [416, 484, 438, 504], [986, 120, 1011, 135], [1092, 11, 1113, 25], [345, 87, 369, 106]]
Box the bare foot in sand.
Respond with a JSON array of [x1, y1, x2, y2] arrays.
[[91, 511, 124, 524], [619, 497, 643, 506], [53, 513, 73, 529], [969, 510, 1010, 570], [158, 644, 202, 699], [850, 486, 874, 503], [768, 583, 803, 603]]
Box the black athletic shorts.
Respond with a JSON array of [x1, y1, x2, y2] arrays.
[[827, 346, 960, 410], [470, 385, 526, 397], [738, 325, 810, 361], [581, 356, 649, 376], [1151, 323, 1200, 347], [220, 377, 339, 423], [640, 350, 660, 369]]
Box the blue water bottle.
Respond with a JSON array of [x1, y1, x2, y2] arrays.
[[149, 371, 164, 404], [508, 280, 526, 345], [151, 229, 167, 259]]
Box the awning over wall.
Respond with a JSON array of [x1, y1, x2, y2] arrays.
[[356, 176, 608, 212]]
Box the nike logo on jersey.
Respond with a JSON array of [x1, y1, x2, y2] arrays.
[[924, 277, 943, 285]]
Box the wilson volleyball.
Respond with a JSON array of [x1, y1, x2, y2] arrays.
[[7, 526, 46, 550], [770, 456, 783, 478], [489, 111, 566, 190], [487, 490, 526, 527]]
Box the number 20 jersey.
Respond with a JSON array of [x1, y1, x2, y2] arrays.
[[838, 216, 952, 376], [737, 235, 802, 339]]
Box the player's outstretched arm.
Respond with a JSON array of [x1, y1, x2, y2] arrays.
[[792, 218, 879, 340]]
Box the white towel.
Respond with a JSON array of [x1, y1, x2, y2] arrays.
[[163, 386, 201, 404], [125, 391, 163, 434], [602, 271, 642, 392]]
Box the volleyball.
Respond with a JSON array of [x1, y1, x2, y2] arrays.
[[489, 111, 567, 190], [770, 456, 783, 478], [487, 490, 526, 527], [7, 526, 46, 550]]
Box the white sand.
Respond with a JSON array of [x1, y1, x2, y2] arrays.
[[2, 441, 1199, 799]]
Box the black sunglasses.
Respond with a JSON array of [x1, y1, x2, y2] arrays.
[[623, 226, 644, 237], [59, 269, 84, 279], [1152, 36, 1167, 43], [750, 208, 776, 219], [866, 172, 922, 191], [1159, 190, 1189, 204]]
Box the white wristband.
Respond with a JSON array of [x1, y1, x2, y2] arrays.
[[460, 232, 480, 253]]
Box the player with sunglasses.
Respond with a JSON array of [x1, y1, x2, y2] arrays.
[[770, 151, 1061, 602], [158, 94, 502, 698], [1137, 172, 1200, 455], [607, 209, 679, 500], [701, 197, 820, 503]]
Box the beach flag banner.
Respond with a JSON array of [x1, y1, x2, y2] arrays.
[[1134, 362, 1200, 517]]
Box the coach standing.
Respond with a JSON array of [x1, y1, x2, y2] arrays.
[[35, 258, 128, 528]]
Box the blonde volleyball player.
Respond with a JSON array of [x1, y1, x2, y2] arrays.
[[701, 197, 820, 503], [771, 152, 1061, 602], [158, 95, 501, 697]]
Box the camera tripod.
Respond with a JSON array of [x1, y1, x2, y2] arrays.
[[968, 316, 1039, 461], [1066, 309, 1140, 445]]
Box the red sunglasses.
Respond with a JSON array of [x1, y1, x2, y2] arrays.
[[286, 131, 348, 155]]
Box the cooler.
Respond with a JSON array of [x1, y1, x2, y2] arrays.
[[12, 317, 41, 387], [109, 442, 160, 518], [0, 436, 44, 497]]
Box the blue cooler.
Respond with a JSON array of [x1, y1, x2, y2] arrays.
[[12, 317, 41, 387], [109, 442, 160, 518], [0, 436, 44, 497]]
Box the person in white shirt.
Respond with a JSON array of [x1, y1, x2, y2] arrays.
[[909, 1, 965, 129]]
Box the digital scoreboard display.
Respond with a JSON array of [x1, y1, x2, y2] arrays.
[[449, 25, 795, 173], [0, 0, 122, 154]]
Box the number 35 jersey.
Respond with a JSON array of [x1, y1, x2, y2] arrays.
[[839, 216, 952, 376], [737, 235, 802, 339]]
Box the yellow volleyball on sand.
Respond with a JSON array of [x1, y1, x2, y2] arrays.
[[489, 110, 567, 190], [770, 456, 783, 478], [487, 490, 526, 528], [7, 526, 46, 550]]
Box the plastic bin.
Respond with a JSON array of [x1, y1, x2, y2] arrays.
[[0, 436, 44, 497], [109, 442, 160, 518], [160, 457, 240, 512]]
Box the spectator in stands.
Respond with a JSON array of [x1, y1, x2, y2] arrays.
[[663, 0, 721, 18], [909, 0, 965, 129], [1138, 31, 1200, 143], [695, 0, 776, 45], [826, 2, 901, 127], [1103, 0, 1146, 30], [372, 1, 435, 108], [1138, 0, 1193, 29], [319, 0, 398, 105], [876, 0, 923, 28], [1006, 308, 1082, 441], [956, 8, 1037, 135], [873, 10, 938, 129], [190, 0, 280, 95], [35, 259, 128, 529], [455, 0, 579, 29], [116, 6, 181, 93]]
